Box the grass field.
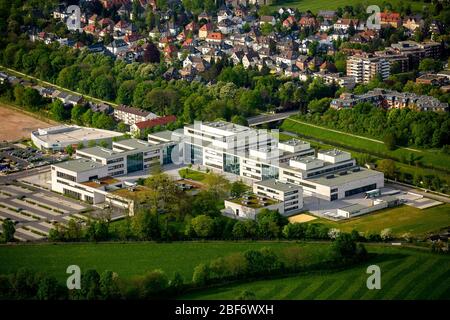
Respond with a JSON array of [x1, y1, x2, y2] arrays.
[[304, 204, 450, 237], [270, 0, 430, 13], [178, 168, 207, 181], [0, 241, 327, 282], [182, 246, 450, 300], [281, 118, 450, 174]]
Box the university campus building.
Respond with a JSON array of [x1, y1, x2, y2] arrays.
[[50, 121, 384, 217]]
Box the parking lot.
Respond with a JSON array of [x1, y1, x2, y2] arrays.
[[0, 182, 93, 241], [0, 142, 67, 175]]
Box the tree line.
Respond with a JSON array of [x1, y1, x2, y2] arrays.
[[0, 234, 368, 300]]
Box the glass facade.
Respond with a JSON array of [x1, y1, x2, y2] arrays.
[[223, 153, 240, 175], [163, 145, 176, 165], [127, 152, 144, 173], [345, 183, 377, 197], [261, 164, 279, 180], [188, 143, 203, 164]]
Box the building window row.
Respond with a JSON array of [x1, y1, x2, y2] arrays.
[[108, 163, 124, 170], [107, 157, 124, 164], [57, 171, 76, 182]]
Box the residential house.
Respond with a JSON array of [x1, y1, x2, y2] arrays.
[[283, 16, 297, 29], [403, 15, 424, 32], [259, 16, 276, 26], [380, 12, 401, 28], [199, 23, 213, 39], [206, 32, 225, 44], [106, 39, 129, 55], [131, 115, 177, 136]]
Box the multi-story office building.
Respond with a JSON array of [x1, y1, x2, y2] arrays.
[[253, 179, 303, 215], [347, 54, 390, 83], [51, 121, 385, 215], [278, 150, 384, 201], [155, 121, 384, 201], [76, 139, 163, 176], [50, 138, 169, 212]]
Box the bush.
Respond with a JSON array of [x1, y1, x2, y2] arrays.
[[237, 290, 256, 300], [139, 270, 169, 299], [192, 263, 211, 286], [282, 223, 306, 240], [380, 228, 393, 241], [328, 228, 341, 240]]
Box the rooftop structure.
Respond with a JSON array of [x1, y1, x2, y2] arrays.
[[31, 125, 123, 151]]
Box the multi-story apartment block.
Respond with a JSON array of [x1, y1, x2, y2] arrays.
[[346, 54, 390, 84], [113, 105, 158, 126], [313, 72, 356, 89], [390, 41, 442, 68], [331, 89, 449, 112]]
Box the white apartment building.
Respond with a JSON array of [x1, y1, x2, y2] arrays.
[[113, 105, 158, 126], [347, 54, 390, 84]]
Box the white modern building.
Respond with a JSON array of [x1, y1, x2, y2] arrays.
[[253, 179, 303, 215], [50, 138, 171, 215], [161, 121, 384, 202], [347, 54, 390, 84], [31, 125, 123, 151], [50, 121, 385, 217]]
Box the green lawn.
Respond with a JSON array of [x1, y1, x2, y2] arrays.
[[0, 241, 324, 282], [306, 204, 450, 237], [178, 168, 207, 181], [281, 118, 450, 174], [270, 0, 430, 13], [182, 246, 450, 300]]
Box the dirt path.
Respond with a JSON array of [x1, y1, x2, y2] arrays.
[[0, 104, 54, 142]]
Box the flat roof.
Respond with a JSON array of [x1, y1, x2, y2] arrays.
[[309, 167, 382, 187], [254, 179, 301, 192], [113, 138, 157, 150], [33, 125, 122, 145], [148, 130, 176, 141], [53, 158, 104, 172], [81, 176, 120, 188], [77, 146, 122, 159], [339, 203, 367, 213]]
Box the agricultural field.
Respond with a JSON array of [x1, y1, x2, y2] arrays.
[[304, 204, 450, 238], [0, 241, 327, 282], [269, 0, 430, 13], [182, 246, 450, 300]]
